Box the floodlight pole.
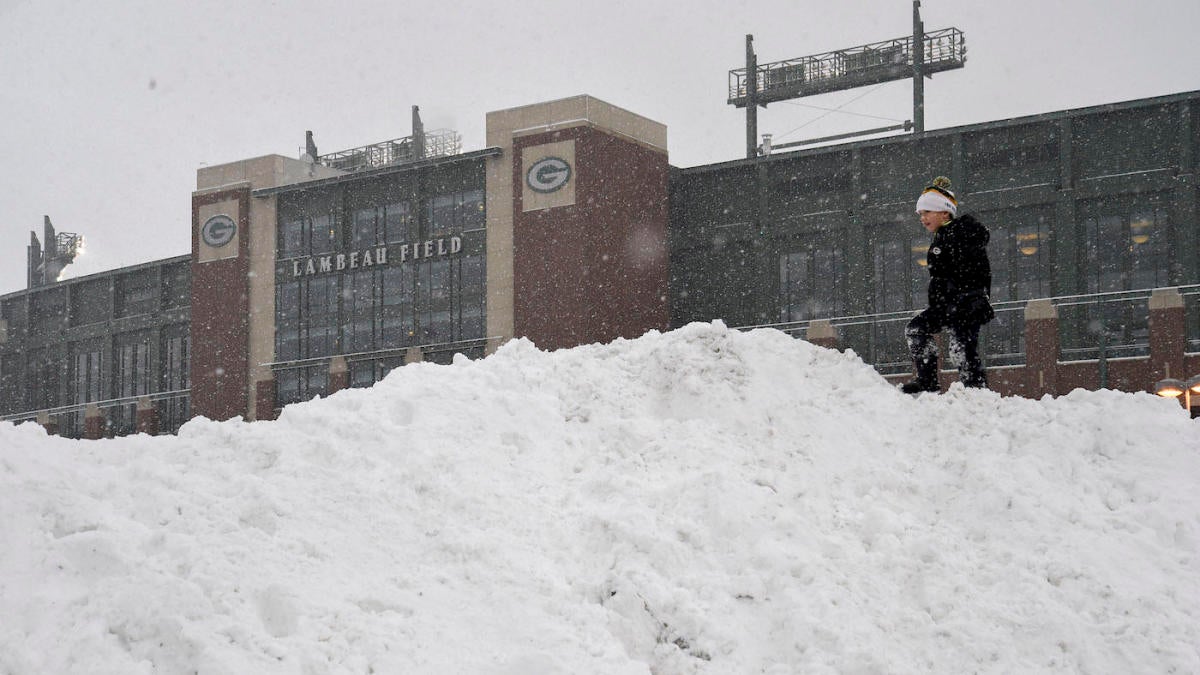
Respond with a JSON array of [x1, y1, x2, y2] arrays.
[[746, 34, 759, 159], [913, 0, 925, 133]]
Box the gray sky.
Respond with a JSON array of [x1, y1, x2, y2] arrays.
[[1, 0, 1197, 294]]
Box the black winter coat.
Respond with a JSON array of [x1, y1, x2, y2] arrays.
[[925, 213, 994, 326]]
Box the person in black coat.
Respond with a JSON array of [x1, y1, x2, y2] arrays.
[[900, 177, 995, 393]]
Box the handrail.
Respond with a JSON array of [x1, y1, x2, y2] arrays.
[[1, 388, 190, 423], [736, 284, 1200, 335]]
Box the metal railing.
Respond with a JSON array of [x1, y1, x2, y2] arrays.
[[1, 388, 191, 424], [734, 285, 1200, 373], [317, 129, 462, 172], [728, 27, 965, 105]]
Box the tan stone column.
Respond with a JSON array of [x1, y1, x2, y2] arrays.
[[806, 320, 840, 350], [135, 396, 159, 436]]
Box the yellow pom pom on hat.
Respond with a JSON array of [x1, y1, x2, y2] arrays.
[[915, 176, 958, 216]]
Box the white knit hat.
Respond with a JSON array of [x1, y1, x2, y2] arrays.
[[915, 176, 958, 216]]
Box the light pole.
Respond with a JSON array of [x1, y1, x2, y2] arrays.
[[1155, 375, 1200, 418]]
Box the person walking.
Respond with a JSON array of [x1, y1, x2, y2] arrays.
[[901, 177, 994, 394]]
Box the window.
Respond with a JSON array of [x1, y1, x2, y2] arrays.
[[277, 206, 340, 257], [381, 265, 415, 346], [26, 349, 60, 410], [161, 262, 191, 310], [1081, 200, 1170, 294], [275, 365, 327, 406], [428, 189, 484, 236], [116, 273, 157, 318], [73, 346, 102, 405], [779, 245, 845, 323], [115, 336, 151, 398], [159, 331, 190, 432], [71, 279, 110, 326], [866, 222, 929, 371]]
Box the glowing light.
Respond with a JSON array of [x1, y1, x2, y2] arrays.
[[1155, 378, 1185, 398]]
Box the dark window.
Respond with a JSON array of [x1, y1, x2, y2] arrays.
[[116, 272, 158, 318], [278, 202, 340, 257], [276, 365, 328, 406], [73, 347, 102, 405], [381, 265, 415, 346], [866, 223, 929, 371], [71, 279, 110, 326], [115, 336, 152, 398], [161, 262, 191, 309], [779, 245, 846, 323], [0, 354, 23, 414], [428, 189, 484, 236], [274, 276, 341, 362], [1063, 196, 1171, 359], [29, 288, 67, 333], [26, 349, 60, 410]]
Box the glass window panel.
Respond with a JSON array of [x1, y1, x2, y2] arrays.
[[352, 208, 379, 249], [385, 202, 411, 243]]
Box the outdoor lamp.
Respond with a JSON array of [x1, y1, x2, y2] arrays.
[[1155, 378, 1186, 399], [1156, 376, 1199, 417]]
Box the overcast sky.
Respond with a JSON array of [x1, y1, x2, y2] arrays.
[[1, 0, 1197, 294]]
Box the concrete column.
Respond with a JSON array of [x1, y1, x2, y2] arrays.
[[1024, 298, 1060, 397], [805, 320, 840, 350], [328, 355, 350, 394], [135, 396, 159, 436], [254, 377, 278, 421], [36, 411, 58, 436], [83, 403, 105, 440], [404, 346, 425, 365], [1148, 287, 1186, 385]]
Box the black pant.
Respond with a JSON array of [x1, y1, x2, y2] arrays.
[[905, 308, 987, 388]]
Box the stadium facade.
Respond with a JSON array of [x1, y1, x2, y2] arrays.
[[2, 91, 1198, 436]]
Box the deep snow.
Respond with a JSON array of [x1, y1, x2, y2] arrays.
[[2, 322, 1198, 674]]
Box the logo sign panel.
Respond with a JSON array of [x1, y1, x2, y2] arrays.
[[201, 214, 237, 248], [526, 157, 571, 193], [521, 140, 576, 212], [196, 200, 240, 263]]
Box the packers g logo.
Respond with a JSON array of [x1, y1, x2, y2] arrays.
[[201, 214, 237, 248], [526, 157, 572, 194]]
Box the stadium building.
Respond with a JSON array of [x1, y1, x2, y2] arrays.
[[2, 90, 1198, 437]]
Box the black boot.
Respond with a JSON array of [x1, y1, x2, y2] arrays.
[[902, 324, 940, 394], [900, 377, 939, 394]]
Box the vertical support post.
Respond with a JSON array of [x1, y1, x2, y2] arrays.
[[1024, 299, 1060, 397], [328, 355, 350, 394], [83, 403, 105, 440], [135, 396, 160, 436], [912, 1, 925, 134], [746, 34, 758, 159], [255, 376, 278, 421], [1148, 287, 1186, 385]]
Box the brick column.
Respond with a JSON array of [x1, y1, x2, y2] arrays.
[[1024, 299, 1060, 397], [83, 403, 105, 440], [328, 356, 350, 394], [806, 320, 840, 350], [135, 396, 160, 436], [1148, 287, 1186, 386], [404, 347, 425, 365], [36, 411, 58, 436], [255, 377, 277, 421]]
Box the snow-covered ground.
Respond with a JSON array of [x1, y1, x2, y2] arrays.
[[2, 321, 1198, 674]]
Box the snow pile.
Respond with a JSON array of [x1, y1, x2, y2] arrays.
[[2, 321, 1198, 674]]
